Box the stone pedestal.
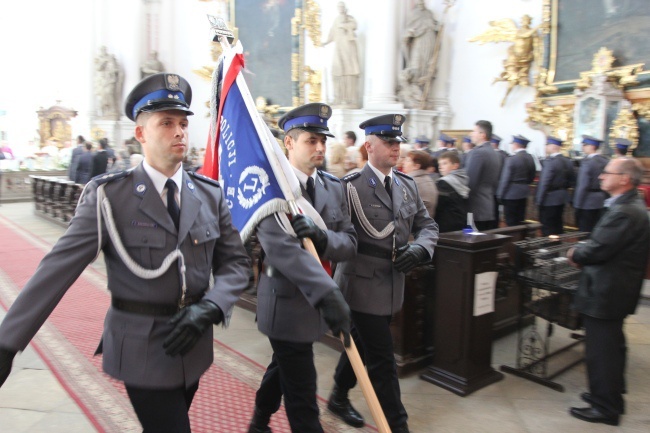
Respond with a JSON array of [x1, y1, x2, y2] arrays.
[[421, 232, 510, 396]]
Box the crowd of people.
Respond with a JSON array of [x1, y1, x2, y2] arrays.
[[0, 71, 647, 433]]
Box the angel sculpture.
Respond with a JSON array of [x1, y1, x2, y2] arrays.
[[470, 15, 546, 106]]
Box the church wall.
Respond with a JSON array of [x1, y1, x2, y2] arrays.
[[2, 0, 552, 160]]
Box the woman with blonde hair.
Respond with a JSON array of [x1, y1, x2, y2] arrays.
[[326, 141, 348, 178]]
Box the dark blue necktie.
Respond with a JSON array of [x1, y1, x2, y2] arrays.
[[306, 176, 316, 204], [384, 177, 392, 198], [165, 179, 180, 230]]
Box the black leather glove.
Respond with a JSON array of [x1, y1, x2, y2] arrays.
[[0, 348, 16, 387], [163, 300, 223, 356], [394, 244, 429, 274], [291, 214, 328, 255], [317, 290, 351, 347]]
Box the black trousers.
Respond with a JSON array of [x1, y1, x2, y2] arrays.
[[538, 204, 564, 236], [125, 382, 199, 433], [502, 198, 527, 227], [583, 315, 626, 416], [575, 208, 603, 233], [475, 219, 498, 231], [334, 311, 407, 429], [254, 338, 322, 433]]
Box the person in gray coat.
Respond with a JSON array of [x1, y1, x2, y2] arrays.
[[573, 135, 609, 232], [535, 136, 576, 236], [490, 133, 508, 223], [567, 158, 649, 426], [0, 73, 252, 433], [330, 114, 439, 433], [465, 120, 501, 230], [248, 103, 356, 433], [496, 135, 536, 226]]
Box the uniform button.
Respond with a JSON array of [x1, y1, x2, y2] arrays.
[[206, 230, 210, 236]]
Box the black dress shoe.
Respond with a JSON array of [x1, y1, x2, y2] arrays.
[[580, 392, 626, 414], [327, 385, 365, 428], [569, 406, 619, 426], [247, 406, 273, 433]]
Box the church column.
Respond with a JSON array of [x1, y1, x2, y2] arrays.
[[362, 0, 403, 109]]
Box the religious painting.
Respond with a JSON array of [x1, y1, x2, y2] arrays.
[[440, 130, 472, 151], [544, 0, 650, 89], [233, 0, 298, 107]]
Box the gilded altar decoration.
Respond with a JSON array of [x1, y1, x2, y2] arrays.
[[470, 15, 549, 106], [292, 0, 322, 106], [36, 102, 78, 147], [526, 99, 574, 153], [608, 103, 639, 151], [575, 47, 644, 90]]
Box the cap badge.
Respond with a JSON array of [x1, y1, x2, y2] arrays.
[[320, 105, 329, 118], [166, 74, 180, 91], [394, 115, 403, 125]]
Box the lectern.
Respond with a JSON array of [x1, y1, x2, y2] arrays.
[[421, 232, 510, 396]]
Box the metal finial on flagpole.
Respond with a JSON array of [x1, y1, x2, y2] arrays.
[[207, 15, 235, 51]]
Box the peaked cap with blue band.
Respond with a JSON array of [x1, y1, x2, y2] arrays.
[[360, 114, 407, 142], [581, 135, 603, 147], [415, 135, 430, 144], [614, 137, 631, 151], [124, 73, 193, 121], [462, 136, 472, 143], [490, 134, 502, 144], [512, 134, 530, 146], [438, 133, 455, 144], [278, 103, 334, 137], [546, 136, 563, 146]]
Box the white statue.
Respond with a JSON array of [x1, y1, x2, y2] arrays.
[[323, 2, 360, 108], [94, 47, 123, 119], [400, 0, 438, 108], [141, 50, 164, 78]]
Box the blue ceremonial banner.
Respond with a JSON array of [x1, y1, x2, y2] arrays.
[[215, 42, 300, 241]]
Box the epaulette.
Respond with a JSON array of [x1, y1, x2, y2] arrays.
[[188, 171, 221, 187], [318, 170, 342, 183], [92, 170, 132, 185], [393, 169, 413, 180], [340, 171, 361, 182]]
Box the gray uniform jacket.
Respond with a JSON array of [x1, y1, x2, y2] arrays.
[[497, 150, 536, 200], [465, 142, 501, 221], [0, 164, 251, 389], [535, 154, 576, 206], [572, 154, 609, 209], [572, 189, 650, 319], [334, 165, 439, 316], [256, 170, 357, 343]]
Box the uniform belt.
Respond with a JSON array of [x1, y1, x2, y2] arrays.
[[357, 242, 393, 260], [111, 293, 204, 316], [261, 263, 283, 278]]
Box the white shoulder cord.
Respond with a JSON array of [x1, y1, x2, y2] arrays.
[[95, 184, 188, 305], [346, 182, 394, 239]]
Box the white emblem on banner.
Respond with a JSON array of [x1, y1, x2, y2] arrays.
[[237, 165, 270, 209]]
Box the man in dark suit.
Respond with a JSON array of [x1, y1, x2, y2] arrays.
[[75, 142, 94, 184], [490, 133, 508, 223], [248, 103, 355, 433], [91, 137, 111, 178], [535, 136, 576, 236], [330, 114, 438, 433], [0, 73, 251, 433], [465, 120, 501, 230], [567, 157, 649, 426], [497, 135, 536, 226], [573, 135, 609, 232], [69, 135, 86, 181]]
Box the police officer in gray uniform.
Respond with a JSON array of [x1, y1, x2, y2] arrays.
[[573, 135, 609, 233], [329, 114, 438, 433], [0, 73, 251, 432], [497, 135, 537, 226], [247, 103, 356, 433], [490, 133, 508, 223], [535, 136, 576, 236], [432, 133, 457, 158]]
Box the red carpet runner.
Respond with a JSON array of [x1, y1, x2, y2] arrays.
[[0, 215, 376, 433]]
